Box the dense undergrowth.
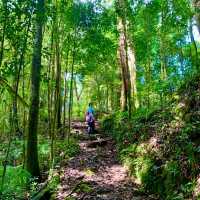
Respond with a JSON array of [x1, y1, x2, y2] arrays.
[[101, 74, 200, 200], [0, 136, 80, 199]]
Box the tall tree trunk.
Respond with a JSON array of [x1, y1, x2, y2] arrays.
[[55, 41, 62, 129], [106, 84, 109, 112], [68, 38, 76, 141], [160, 41, 167, 80], [13, 20, 31, 135], [12, 67, 19, 135], [179, 48, 185, 76], [120, 81, 126, 110], [26, 0, 45, 177], [189, 20, 199, 70], [160, 7, 167, 81], [74, 78, 81, 116], [95, 75, 101, 111], [50, 46, 55, 163], [0, 0, 8, 68], [63, 48, 70, 137], [127, 39, 139, 109], [22, 62, 26, 169], [193, 0, 200, 34], [1, 105, 13, 192], [144, 57, 151, 109], [54, 0, 62, 130], [117, 17, 131, 114], [48, 31, 54, 139], [116, 0, 132, 117], [68, 65, 74, 140], [63, 71, 68, 136]]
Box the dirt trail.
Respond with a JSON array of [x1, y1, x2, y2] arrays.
[[56, 122, 155, 200]]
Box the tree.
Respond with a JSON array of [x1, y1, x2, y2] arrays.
[[116, 0, 131, 115], [26, 0, 45, 177]]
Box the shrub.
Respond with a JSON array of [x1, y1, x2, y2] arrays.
[[0, 166, 31, 200]]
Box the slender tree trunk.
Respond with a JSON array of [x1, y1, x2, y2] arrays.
[[1, 106, 13, 193], [116, 0, 132, 118], [48, 31, 54, 138], [63, 48, 70, 137], [127, 39, 139, 109], [12, 68, 19, 135], [26, 0, 45, 177], [145, 57, 151, 109], [22, 63, 26, 169], [106, 84, 109, 112], [68, 40, 76, 141], [194, 15, 200, 34], [160, 44, 167, 80], [74, 78, 81, 116], [13, 20, 31, 135], [160, 7, 167, 81], [120, 81, 126, 110], [63, 72, 68, 135], [179, 48, 185, 76], [55, 41, 62, 129], [193, 0, 200, 34], [189, 21, 199, 70], [54, 0, 62, 130], [95, 75, 101, 111], [50, 47, 55, 163], [0, 0, 8, 68], [117, 17, 131, 114]]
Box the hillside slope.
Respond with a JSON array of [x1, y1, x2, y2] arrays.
[[102, 74, 200, 199]]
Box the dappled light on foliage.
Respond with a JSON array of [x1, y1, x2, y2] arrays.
[[0, 0, 200, 199], [56, 124, 153, 200], [102, 74, 200, 199]]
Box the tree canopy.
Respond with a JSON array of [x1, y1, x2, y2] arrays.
[[0, 0, 200, 199]]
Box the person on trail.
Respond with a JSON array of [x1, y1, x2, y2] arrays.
[[86, 103, 95, 134], [87, 103, 94, 115]]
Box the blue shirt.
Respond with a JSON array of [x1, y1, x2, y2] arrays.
[[87, 106, 94, 114]]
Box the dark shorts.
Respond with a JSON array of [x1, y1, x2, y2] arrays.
[[88, 121, 95, 128]]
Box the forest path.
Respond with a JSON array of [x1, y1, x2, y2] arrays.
[[55, 121, 154, 200]]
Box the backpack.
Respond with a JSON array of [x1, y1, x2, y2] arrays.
[[86, 113, 94, 123]]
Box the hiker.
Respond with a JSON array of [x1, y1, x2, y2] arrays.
[[87, 103, 94, 115], [85, 103, 95, 134], [86, 111, 95, 134]]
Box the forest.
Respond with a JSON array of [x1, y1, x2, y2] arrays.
[[0, 0, 200, 199]]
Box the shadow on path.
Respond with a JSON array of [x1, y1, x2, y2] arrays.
[[56, 121, 156, 200]]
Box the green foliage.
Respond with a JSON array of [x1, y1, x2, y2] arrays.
[[55, 138, 80, 158], [38, 137, 80, 168], [0, 139, 24, 166], [100, 114, 116, 132], [30, 171, 60, 200], [102, 73, 200, 199], [75, 182, 93, 193], [49, 172, 60, 191], [1, 0, 200, 198], [0, 166, 31, 200]]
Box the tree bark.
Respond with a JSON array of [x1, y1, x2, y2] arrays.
[[193, 0, 200, 34], [55, 41, 62, 129], [189, 20, 199, 70], [13, 19, 31, 135], [117, 17, 131, 113], [68, 37, 76, 141], [26, 0, 45, 177], [127, 39, 139, 109], [116, 0, 132, 117], [0, 0, 8, 68]]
